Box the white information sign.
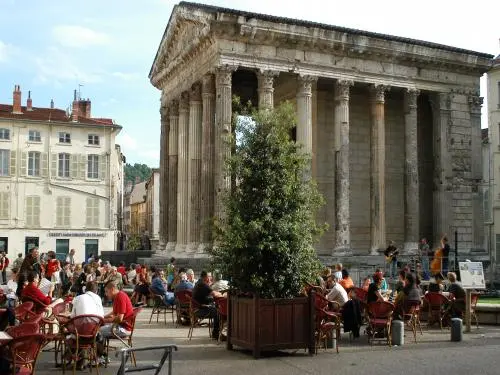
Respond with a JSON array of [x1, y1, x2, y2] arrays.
[[459, 262, 485, 289]]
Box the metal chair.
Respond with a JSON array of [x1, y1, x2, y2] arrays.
[[367, 301, 395, 346], [174, 290, 192, 327], [4, 333, 45, 375], [187, 295, 212, 340], [148, 289, 175, 325], [424, 292, 450, 329]]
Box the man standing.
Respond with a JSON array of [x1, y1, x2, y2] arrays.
[[66, 249, 76, 266], [384, 241, 399, 279], [12, 253, 23, 272], [0, 252, 9, 284], [192, 270, 222, 340]]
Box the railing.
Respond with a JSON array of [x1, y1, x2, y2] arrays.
[[116, 344, 178, 375]]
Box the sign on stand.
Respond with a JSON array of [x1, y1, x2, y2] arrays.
[[458, 262, 486, 333]]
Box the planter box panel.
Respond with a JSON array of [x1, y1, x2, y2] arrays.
[[228, 293, 315, 358]]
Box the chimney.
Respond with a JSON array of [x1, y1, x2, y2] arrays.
[[26, 90, 33, 111], [12, 85, 22, 114], [71, 89, 79, 122], [78, 99, 91, 119], [50, 99, 54, 109]]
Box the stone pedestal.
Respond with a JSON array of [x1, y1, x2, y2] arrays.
[[370, 84, 388, 255], [166, 100, 179, 252], [334, 80, 353, 252], [403, 88, 420, 254]]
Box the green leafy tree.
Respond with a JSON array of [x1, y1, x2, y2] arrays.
[[127, 235, 142, 251], [209, 101, 325, 299], [124, 163, 152, 185]]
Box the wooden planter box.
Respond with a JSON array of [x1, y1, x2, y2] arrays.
[[227, 292, 315, 358]]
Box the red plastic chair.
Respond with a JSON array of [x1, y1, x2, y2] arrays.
[[5, 333, 45, 375], [148, 288, 175, 325], [41, 301, 67, 367], [215, 297, 228, 343], [187, 295, 212, 340], [424, 292, 450, 329], [21, 296, 49, 315], [367, 301, 395, 346], [314, 293, 341, 354], [14, 302, 37, 322], [62, 314, 104, 375], [174, 290, 192, 327], [5, 322, 40, 338], [104, 307, 142, 368], [402, 300, 423, 343]]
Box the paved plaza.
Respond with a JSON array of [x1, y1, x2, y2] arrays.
[[33, 308, 500, 375]]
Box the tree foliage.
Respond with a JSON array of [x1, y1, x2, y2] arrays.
[[209, 101, 325, 299], [124, 163, 152, 185]]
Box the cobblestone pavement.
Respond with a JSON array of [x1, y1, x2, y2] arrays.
[[33, 309, 500, 375]]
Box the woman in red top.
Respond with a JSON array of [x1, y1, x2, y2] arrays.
[[45, 251, 60, 281], [20, 271, 53, 312]]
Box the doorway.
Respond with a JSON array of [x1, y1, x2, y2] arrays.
[[85, 239, 99, 261], [25, 237, 39, 255], [55, 239, 70, 260], [0, 237, 7, 254]]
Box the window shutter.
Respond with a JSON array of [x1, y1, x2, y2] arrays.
[[70, 154, 78, 179], [34, 196, 40, 227], [51, 153, 58, 178], [99, 154, 106, 180], [86, 197, 92, 227], [79, 154, 87, 180], [20, 152, 27, 176], [41, 153, 48, 178], [95, 199, 100, 227], [9, 150, 16, 176], [64, 197, 71, 226], [56, 196, 63, 226], [26, 196, 32, 226], [1, 192, 9, 219]]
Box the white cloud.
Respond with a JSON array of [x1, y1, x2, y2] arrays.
[[34, 46, 102, 85], [52, 25, 111, 48], [117, 132, 138, 151], [138, 149, 160, 162]]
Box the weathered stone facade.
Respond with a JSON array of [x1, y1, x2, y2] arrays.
[[150, 2, 493, 258]]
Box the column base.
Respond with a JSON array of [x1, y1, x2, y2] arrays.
[[197, 243, 209, 253], [186, 242, 199, 253], [333, 246, 353, 256], [404, 242, 419, 255], [166, 242, 176, 252], [157, 240, 166, 252], [370, 246, 382, 256]]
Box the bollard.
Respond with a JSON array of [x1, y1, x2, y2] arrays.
[[451, 318, 463, 342], [391, 320, 404, 346]]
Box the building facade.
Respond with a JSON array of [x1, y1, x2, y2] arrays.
[[0, 86, 123, 263], [149, 2, 492, 259], [487, 52, 500, 280], [145, 169, 160, 249], [129, 181, 147, 237]]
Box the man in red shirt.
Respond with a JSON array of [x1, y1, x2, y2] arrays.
[[100, 280, 134, 339]]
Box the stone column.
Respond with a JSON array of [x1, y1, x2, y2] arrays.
[[403, 88, 420, 254], [166, 100, 179, 251], [176, 91, 190, 252], [188, 83, 202, 252], [334, 80, 354, 252], [214, 65, 236, 223], [370, 84, 389, 254], [158, 104, 169, 251], [199, 74, 216, 252], [431, 93, 453, 248], [296, 75, 317, 175], [257, 70, 278, 109]]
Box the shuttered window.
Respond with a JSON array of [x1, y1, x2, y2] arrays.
[[28, 151, 41, 177], [58, 153, 70, 178], [87, 154, 99, 179], [0, 149, 9, 176], [56, 196, 71, 227], [86, 197, 99, 227], [0, 128, 10, 140], [28, 130, 41, 142], [26, 196, 40, 227], [0, 192, 9, 219]]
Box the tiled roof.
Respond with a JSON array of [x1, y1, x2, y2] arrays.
[[0, 104, 118, 127], [130, 181, 147, 205], [178, 2, 494, 59]]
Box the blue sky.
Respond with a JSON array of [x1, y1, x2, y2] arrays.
[[0, 0, 498, 166]]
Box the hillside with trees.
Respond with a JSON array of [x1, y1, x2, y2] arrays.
[[124, 163, 152, 185]]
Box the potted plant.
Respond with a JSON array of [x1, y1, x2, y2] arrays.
[[209, 101, 325, 358]]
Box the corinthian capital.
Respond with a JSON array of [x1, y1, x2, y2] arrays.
[[468, 94, 483, 114], [297, 74, 317, 96], [202, 74, 215, 96], [215, 65, 237, 87], [404, 88, 420, 112], [370, 84, 389, 104], [190, 82, 202, 102], [257, 70, 279, 91], [169, 99, 179, 117], [335, 79, 354, 101], [160, 105, 169, 119], [179, 91, 190, 112]]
